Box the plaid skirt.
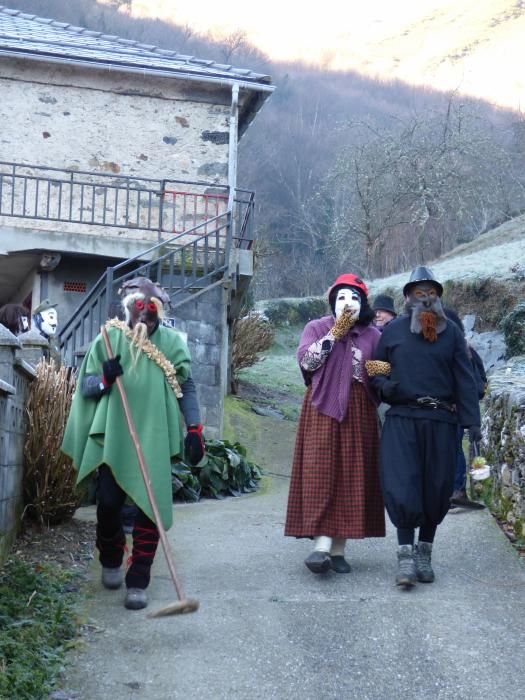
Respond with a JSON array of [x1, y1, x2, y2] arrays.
[[284, 383, 385, 539]]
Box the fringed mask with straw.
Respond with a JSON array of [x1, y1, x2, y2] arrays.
[[404, 283, 447, 342], [118, 278, 169, 359]]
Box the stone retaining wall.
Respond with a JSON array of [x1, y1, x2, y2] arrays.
[[0, 327, 47, 562], [480, 356, 525, 539]]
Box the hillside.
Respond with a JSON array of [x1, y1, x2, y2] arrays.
[[368, 213, 525, 297], [124, 0, 525, 111]]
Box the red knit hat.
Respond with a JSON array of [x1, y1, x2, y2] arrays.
[[328, 274, 368, 302]]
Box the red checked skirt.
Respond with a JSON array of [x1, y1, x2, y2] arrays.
[[285, 382, 385, 539]]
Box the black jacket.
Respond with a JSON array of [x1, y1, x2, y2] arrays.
[[371, 315, 481, 427]]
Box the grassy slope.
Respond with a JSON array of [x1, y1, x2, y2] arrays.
[[236, 326, 305, 399], [368, 214, 525, 297]]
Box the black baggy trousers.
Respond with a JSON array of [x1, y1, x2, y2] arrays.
[[379, 415, 457, 530]]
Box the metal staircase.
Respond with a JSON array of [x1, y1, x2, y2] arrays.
[[0, 161, 255, 365], [59, 210, 238, 365]]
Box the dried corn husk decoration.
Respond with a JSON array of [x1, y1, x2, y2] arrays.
[[365, 360, 392, 377], [23, 359, 80, 524], [105, 318, 182, 397]]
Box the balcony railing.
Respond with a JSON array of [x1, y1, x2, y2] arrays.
[[0, 161, 254, 247]]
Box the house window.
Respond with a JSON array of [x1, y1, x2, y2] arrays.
[[63, 281, 87, 293]]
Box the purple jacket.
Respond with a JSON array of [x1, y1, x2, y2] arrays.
[[297, 315, 380, 422]]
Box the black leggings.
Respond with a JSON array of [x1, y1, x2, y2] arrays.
[[96, 464, 159, 588]]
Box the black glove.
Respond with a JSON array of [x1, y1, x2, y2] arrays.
[[185, 425, 205, 466], [468, 426, 482, 443], [380, 379, 399, 403], [102, 354, 123, 386]]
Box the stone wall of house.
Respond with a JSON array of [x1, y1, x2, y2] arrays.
[[478, 356, 525, 539], [0, 327, 47, 562], [0, 58, 230, 182], [0, 58, 231, 245]]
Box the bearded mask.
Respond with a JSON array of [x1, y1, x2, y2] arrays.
[[404, 283, 447, 342], [118, 278, 168, 364]]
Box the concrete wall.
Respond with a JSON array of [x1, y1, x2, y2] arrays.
[[0, 327, 47, 562], [171, 285, 229, 440]]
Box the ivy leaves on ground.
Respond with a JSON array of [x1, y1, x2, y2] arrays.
[[172, 439, 263, 502]]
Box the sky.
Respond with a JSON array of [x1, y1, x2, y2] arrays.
[[111, 0, 525, 110], [128, 0, 446, 61]]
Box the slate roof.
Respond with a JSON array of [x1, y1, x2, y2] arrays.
[[0, 5, 273, 89]]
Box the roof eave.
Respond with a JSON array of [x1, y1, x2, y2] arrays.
[[0, 47, 274, 93]]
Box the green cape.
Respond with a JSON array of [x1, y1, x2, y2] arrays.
[[61, 324, 191, 529]]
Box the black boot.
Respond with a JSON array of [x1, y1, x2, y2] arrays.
[[96, 526, 126, 590], [125, 521, 160, 594], [96, 525, 126, 568]]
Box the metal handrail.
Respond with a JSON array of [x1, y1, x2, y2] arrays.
[[58, 211, 233, 366]]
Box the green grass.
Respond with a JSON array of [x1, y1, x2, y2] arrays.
[[0, 559, 81, 700], [236, 325, 305, 398]]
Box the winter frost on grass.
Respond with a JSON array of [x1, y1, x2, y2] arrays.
[[368, 236, 525, 296], [237, 326, 305, 397]]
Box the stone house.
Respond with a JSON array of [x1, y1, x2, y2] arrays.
[[0, 5, 273, 435], [0, 5, 272, 556]]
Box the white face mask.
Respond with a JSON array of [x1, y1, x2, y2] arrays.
[[40, 308, 58, 337], [334, 287, 361, 320]]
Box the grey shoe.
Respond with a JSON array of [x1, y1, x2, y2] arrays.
[[125, 587, 148, 610], [304, 550, 331, 574], [396, 545, 417, 588], [414, 541, 435, 583], [101, 566, 123, 590], [330, 555, 352, 573]]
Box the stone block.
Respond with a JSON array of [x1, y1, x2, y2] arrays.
[[5, 431, 24, 466], [187, 323, 219, 345], [191, 342, 221, 366], [193, 364, 218, 386], [0, 498, 8, 533], [195, 383, 221, 406]]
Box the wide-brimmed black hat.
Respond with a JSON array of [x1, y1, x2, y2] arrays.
[[372, 294, 397, 316], [403, 266, 443, 297]]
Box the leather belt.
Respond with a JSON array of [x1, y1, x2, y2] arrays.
[[404, 396, 456, 413]]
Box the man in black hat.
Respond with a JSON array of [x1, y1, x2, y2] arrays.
[[367, 266, 481, 588], [372, 294, 397, 331]]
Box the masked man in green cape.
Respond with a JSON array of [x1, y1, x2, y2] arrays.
[[62, 277, 205, 610]]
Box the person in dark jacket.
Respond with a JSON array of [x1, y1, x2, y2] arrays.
[[372, 294, 397, 331], [444, 307, 487, 510], [367, 267, 481, 588]]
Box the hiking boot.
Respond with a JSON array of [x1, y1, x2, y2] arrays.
[[101, 566, 124, 590], [414, 542, 435, 583], [330, 555, 352, 574], [450, 490, 485, 510], [125, 587, 148, 610], [396, 545, 416, 588], [304, 550, 331, 574]]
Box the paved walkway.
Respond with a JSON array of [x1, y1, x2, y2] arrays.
[[62, 414, 525, 700]]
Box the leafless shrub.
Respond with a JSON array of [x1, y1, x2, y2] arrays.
[[23, 359, 80, 525], [230, 312, 275, 392]]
